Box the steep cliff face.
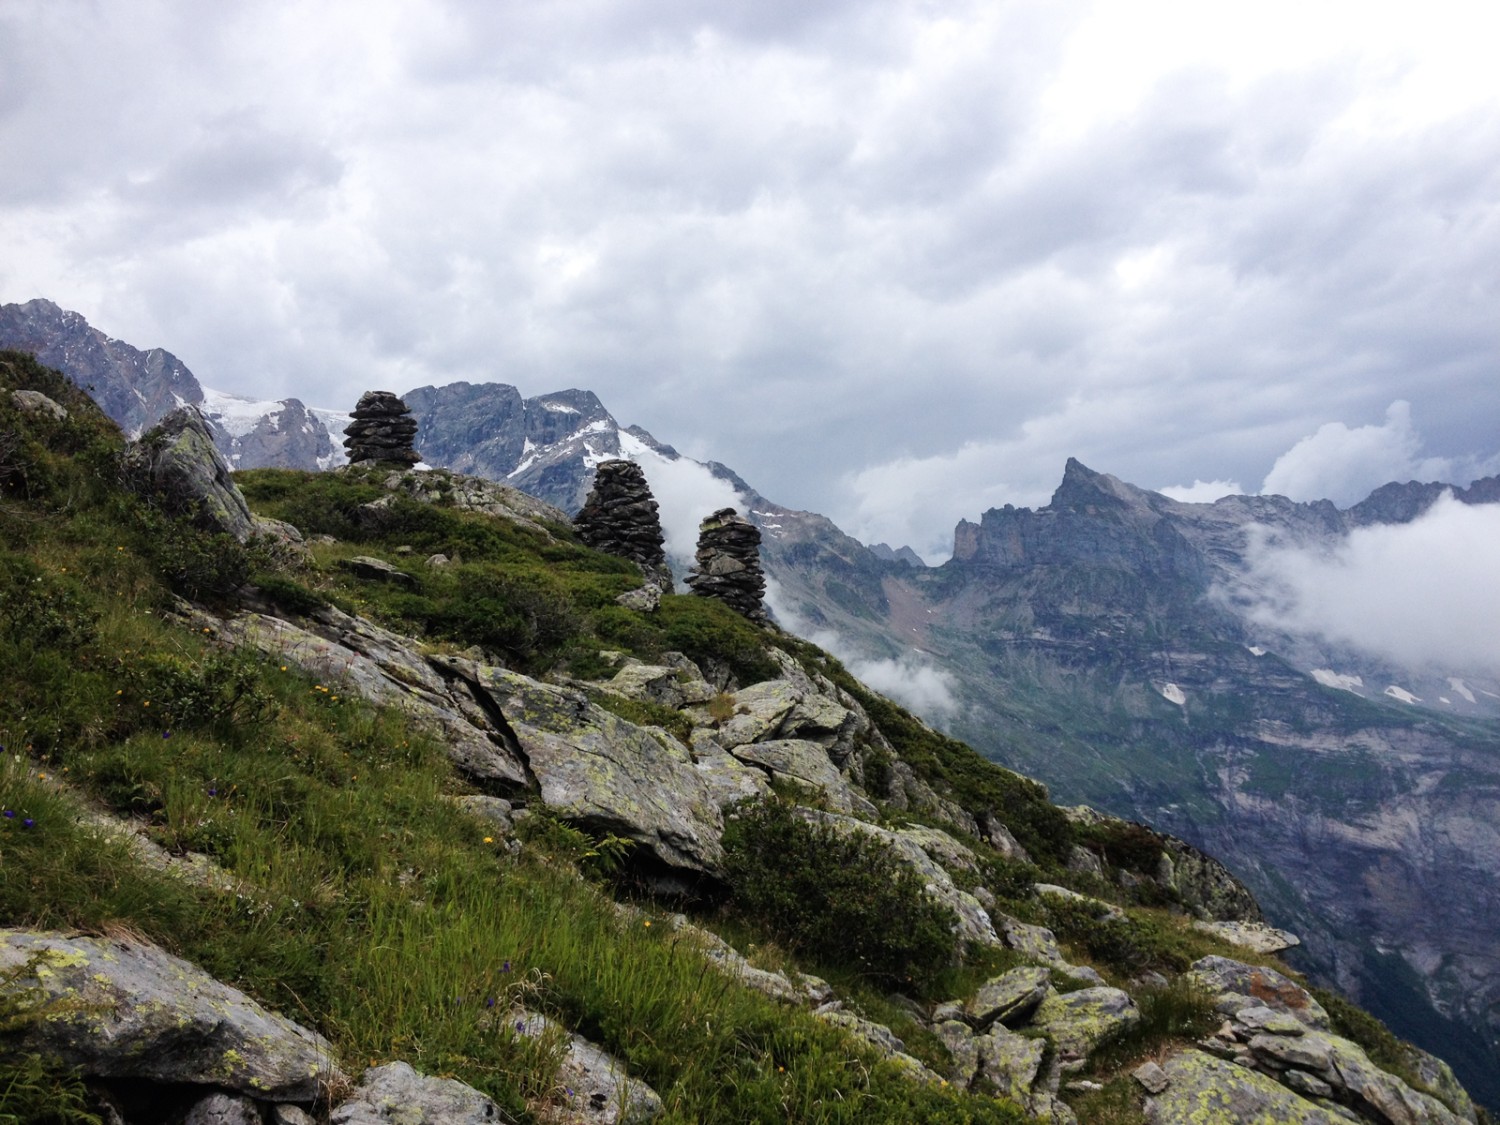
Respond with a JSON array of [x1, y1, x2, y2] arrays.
[[881, 462, 1500, 1104]]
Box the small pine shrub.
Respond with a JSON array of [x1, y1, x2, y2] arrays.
[[721, 799, 957, 993]]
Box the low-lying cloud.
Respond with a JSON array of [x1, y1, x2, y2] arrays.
[[764, 578, 960, 722], [1237, 493, 1500, 673]]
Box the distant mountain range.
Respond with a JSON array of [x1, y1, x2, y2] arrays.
[[5, 298, 1498, 1102]]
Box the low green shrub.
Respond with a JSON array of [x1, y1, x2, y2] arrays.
[[721, 799, 957, 993]]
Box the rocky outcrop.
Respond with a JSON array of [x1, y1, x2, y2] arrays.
[[574, 459, 673, 592], [122, 407, 308, 565], [330, 1062, 508, 1124], [123, 406, 258, 539], [510, 1011, 664, 1124], [343, 391, 420, 466], [1176, 955, 1477, 1124], [685, 508, 767, 621], [0, 929, 342, 1103]]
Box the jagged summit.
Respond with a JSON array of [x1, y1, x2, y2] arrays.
[[0, 298, 337, 470]]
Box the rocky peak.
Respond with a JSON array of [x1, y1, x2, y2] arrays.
[[0, 297, 202, 437]]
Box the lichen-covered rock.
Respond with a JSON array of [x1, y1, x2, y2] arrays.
[[1189, 955, 1331, 1031], [605, 660, 716, 709], [993, 913, 1066, 965], [123, 406, 256, 540], [183, 1092, 264, 1125], [1192, 919, 1301, 953], [471, 664, 729, 874], [0, 929, 341, 1101], [1402, 1045, 1480, 1124], [200, 607, 529, 788], [933, 1019, 980, 1088], [729, 738, 877, 817], [10, 388, 68, 419], [339, 554, 416, 587], [330, 1061, 507, 1124], [966, 966, 1052, 1031], [511, 1011, 663, 1124], [1248, 1029, 1469, 1125], [973, 1025, 1047, 1103], [1144, 1049, 1348, 1124], [815, 1010, 943, 1083], [1028, 987, 1140, 1068]]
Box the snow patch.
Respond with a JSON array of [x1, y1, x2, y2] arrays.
[[1159, 682, 1186, 705], [1447, 678, 1476, 704], [1384, 685, 1421, 704], [200, 386, 288, 438], [542, 401, 579, 414], [1311, 669, 1364, 693], [1247, 645, 1266, 656]]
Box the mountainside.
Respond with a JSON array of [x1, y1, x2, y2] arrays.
[[879, 461, 1500, 1104], [0, 299, 339, 470], [3, 347, 1485, 1124], [8, 310, 1498, 1107]]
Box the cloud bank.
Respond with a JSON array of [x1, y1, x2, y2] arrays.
[[1239, 493, 1500, 673]]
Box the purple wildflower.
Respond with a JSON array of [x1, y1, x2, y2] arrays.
[[3, 809, 13, 819], [22, 818, 34, 829], [502, 960, 512, 973]]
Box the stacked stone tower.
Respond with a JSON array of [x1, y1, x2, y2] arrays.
[[685, 508, 766, 621], [343, 391, 420, 466], [573, 460, 673, 592]]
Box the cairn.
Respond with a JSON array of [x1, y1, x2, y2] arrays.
[[343, 391, 420, 466], [574, 460, 674, 592], [685, 508, 766, 621]]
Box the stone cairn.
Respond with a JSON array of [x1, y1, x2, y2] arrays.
[[574, 460, 674, 592], [685, 508, 766, 621], [344, 391, 420, 466]]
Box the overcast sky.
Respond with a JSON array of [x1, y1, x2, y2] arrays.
[[4, 0, 1498, 560]]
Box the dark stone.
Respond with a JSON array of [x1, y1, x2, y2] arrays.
[[344, 391, 420, 466], [574, 460, 673, 592], [685, 508, 766, 621]]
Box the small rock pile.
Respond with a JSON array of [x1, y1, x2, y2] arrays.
[[343, 391, 420, 466], [574, 460, 673, 591], [685, 508, 766, 621]]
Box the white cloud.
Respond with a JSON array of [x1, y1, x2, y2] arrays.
[[1238, 493, 1500, 673], [1159, 479, 1243, 503], [1259, 401, 1460, 505], [763, 578, 959, 721], [616, 434, 746, 577]]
